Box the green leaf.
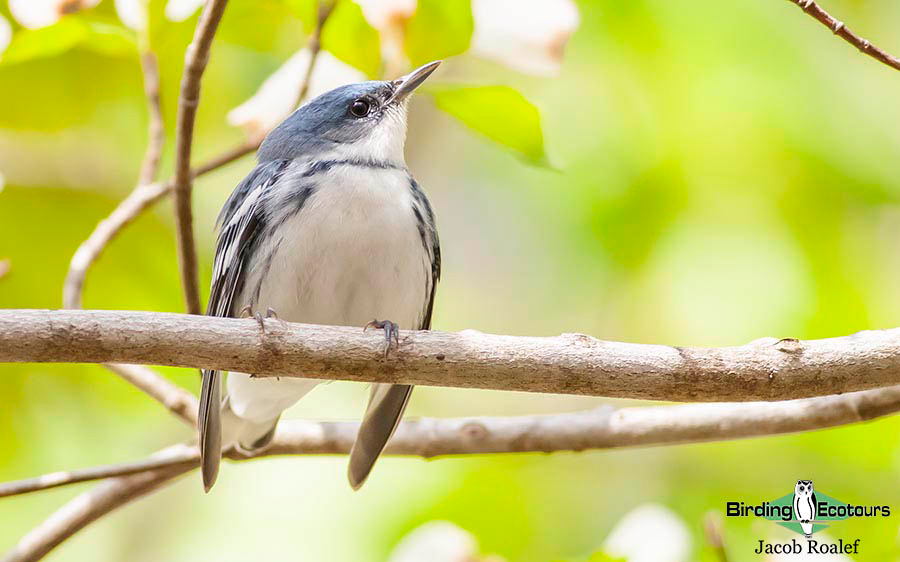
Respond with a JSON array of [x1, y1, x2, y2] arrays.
[[404, 0, 472, 67], [284, 0, 317, 32], [81, 21, 137, 57], [1, 17, 135, 66], [320, 0, 380, 78], [431, 86, 547, 164], [1, 19, 90, 65]]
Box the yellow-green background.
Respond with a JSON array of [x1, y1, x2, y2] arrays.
[[2, 0, 900, 559]]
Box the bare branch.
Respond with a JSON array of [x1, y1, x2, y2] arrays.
[[3, 309, 900, 402], [104, 363, 197, 427], [786, 0, 900, 72], [57, 49, 199, 428], [0, 445, 198, 498], [3, 383, 898, 558], [0, 446, 196, 562], [171, 0, 229, 315], [137, 51, 165, 186], [61, 141, 258, 314], [63, 46, 166, 312], [59, 1, 336, 434], [297, 1, 335, 102]]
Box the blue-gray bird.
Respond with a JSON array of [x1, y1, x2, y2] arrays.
[[198, 61, 442, 492]]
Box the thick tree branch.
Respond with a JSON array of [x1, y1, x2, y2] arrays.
[[171, 0, 229, 315], [3, 309, 900, 402], [786, 0, 900, 72], [4, 384, 899, 561]]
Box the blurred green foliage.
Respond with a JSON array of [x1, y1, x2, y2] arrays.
[[2, 0, 900, 560], [403, 0, 472, 67], [432, 85, 546, 163], [321, 1, 381, 78]]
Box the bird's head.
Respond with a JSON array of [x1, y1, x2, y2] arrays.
[[258, 60, 441, 166]]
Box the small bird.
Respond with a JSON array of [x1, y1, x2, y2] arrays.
[[793, 479, 817, 538], [198, 61, 442, 492]]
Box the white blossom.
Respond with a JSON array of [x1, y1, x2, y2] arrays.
[[114, 0, 147, 31], [164, 0, 205, 22], [227, 49, 366, 139], [0, 15, 12, 57], [354, 0, 417, 32], [387, 521, 479, 562], [471, 0, 579, 76], [603, 504, 692, 562], [9, 0, 100, 30]]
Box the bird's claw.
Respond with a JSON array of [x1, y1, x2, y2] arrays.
[[365, 319, 400, 358], [239, 305, 281, 333]]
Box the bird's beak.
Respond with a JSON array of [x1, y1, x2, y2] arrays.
[[388, 60, 441, 104]]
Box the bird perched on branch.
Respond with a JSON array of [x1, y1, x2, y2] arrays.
[[198, 61, 442, 492]]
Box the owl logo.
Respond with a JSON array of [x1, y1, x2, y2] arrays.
[[794, 480, 818, 538]]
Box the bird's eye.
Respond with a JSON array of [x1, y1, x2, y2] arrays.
[[350, 99, 371, 117]]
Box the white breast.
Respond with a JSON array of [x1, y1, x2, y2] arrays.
[[226, 163, 431, 424], [250, 163, 429, 329]]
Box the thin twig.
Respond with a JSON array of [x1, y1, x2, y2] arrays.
[[62, 142, 258, 313], [60, 0, 334, 432], [297, 0, 335, 103], [4, 309, 900, 402], [171, 0, 229, 315], [704, 511, 729, 562], [63, 47, 165, 311], [104, 363, 198, 427], [786, 0, 900, 72], [137, 51, 165, 186], [0, 446, 196, 562], [0, 445, 199, 498], [58, 47, 198, 427], [3, 384, 899, 561]]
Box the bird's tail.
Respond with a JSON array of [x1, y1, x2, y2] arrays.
[[347, 383, 412, 490], [199, 371, 281, 493], [199, 369, 222, 493]]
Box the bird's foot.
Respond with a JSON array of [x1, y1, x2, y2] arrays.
[[239, 305, 281, 332], [365, 319, 400, 358]]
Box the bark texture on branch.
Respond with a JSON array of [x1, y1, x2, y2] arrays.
[[4, 384, 899, 561], [3, 309, 900, 402], [5, 384, 900, 498]]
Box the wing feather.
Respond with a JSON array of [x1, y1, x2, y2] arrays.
[[199, 159, 288, 492]]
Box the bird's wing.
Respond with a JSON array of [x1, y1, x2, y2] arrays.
[[810, 492, 818, 511], [347, 188, 441, 490], [199, 159, 289, 492]]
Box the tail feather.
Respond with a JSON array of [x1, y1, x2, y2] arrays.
[[198, 369, 222, 493], [347, 383, 412, 490]]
